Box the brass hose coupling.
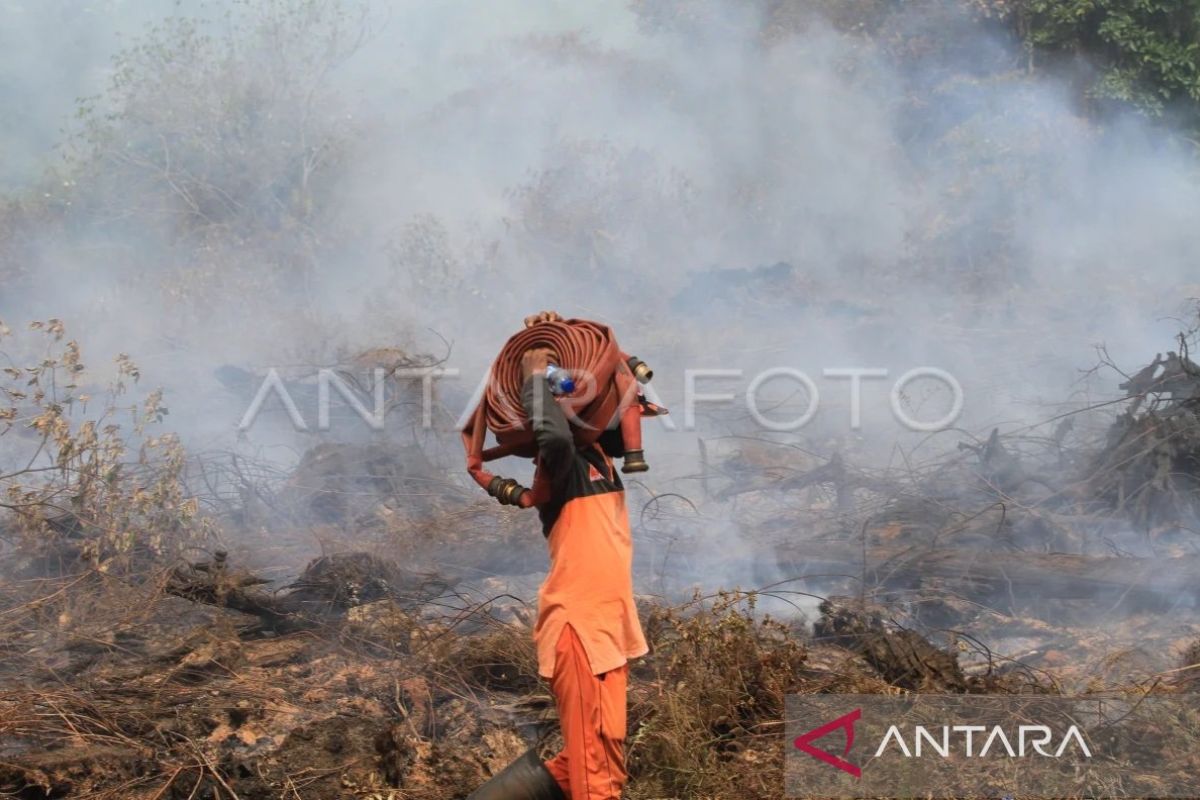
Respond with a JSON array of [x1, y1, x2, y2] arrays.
[[487, 476, 528, 506], [621, 449, 649, 473], [626, 356, 653, 384]]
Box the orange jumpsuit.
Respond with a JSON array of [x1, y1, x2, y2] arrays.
[[522, 377, 648, 799]]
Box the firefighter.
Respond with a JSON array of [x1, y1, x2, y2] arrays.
[[466, 311, 647, 800]]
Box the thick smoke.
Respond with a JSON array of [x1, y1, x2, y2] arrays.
[[1, 0, 1199, 571]]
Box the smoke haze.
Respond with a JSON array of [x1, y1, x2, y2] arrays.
[[2, 0, 1198, 547]]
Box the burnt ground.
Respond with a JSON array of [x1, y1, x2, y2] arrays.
[[5, 350, 1200, 798]]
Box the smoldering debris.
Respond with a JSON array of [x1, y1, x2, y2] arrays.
[[1085, 346, 1200, 528], [4, 337, 1200, 799], [6, 306, 1200, 798]]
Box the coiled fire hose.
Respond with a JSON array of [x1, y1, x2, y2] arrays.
[[461, 318, 658, 508]]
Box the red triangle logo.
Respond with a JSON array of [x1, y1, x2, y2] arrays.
[[587, 464, 604, 481], [793, 708, 862, 778]]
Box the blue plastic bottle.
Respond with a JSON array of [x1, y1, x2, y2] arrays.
[[545, 364, 575, 395]]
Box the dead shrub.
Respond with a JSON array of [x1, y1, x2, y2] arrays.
[[627, 591, 808, 799], [0, 320, 214, 575]]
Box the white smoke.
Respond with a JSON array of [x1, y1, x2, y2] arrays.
[[1, 0, 1197, 507]]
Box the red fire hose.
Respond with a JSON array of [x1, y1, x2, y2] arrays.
[[461, 318, 658, 508]]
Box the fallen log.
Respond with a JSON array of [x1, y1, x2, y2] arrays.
[[165, 550, 452, 632], [814, 597, 968, 691], [775, 541, 1200, 612], [713, 452, 894, 504], [166, 552, 323, 632]]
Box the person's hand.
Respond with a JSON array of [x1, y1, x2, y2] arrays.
[[522, 347, 557, 379], [524, 310, 562, 328]]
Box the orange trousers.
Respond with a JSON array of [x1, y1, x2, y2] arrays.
[[543, 624, 629, 799]]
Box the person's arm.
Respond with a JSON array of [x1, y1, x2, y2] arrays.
[[521, 346, 575, 479]]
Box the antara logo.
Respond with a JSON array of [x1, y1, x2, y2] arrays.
[[794, 709, 863, 778], [794, 709, 1093, 778]]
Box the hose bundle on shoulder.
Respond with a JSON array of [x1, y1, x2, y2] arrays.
[[462, 318, 657, 508]]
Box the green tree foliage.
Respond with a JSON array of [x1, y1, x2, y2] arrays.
[[1021, 0, 1200, 126]]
